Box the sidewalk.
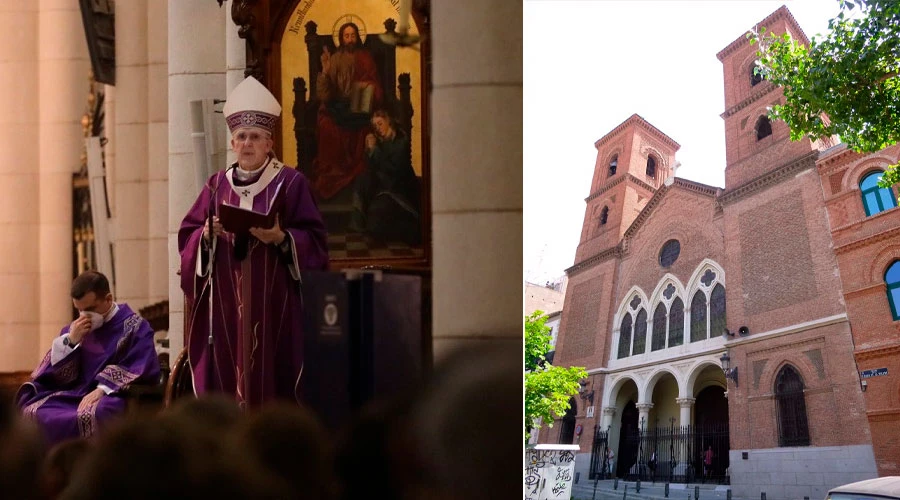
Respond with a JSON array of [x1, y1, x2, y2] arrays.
[[571, 479, 734, 500]]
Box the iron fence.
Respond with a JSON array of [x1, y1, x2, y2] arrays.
[[590, 422, 730, 485]]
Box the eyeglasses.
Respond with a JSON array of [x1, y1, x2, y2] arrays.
[[233, 131, 269, 143]]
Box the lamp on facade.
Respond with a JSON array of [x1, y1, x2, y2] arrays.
[[720, 351, 739, 387], [578, 379, 595, 405]]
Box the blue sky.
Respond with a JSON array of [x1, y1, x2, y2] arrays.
[[523, 1, 842, 284]]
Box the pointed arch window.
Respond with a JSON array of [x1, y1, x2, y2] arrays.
[[756, 116, 772, 140], [690, 290, 707, 342], [646, 156, 657, 178], [609, 155, 618, 177], [599, 206, 609, 226], [668, 297, 684, 347], [709, 284, 726, 338], [885, 261, 900, 320], [860, 171, 897, 217], [632, 308, 647, 355], [618, 313, 632, 359], [651, 303, 667, 351], [775, 366, 810, 447]]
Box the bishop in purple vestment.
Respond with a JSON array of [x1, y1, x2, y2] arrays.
[[16, 271, 160, 446], [178, 76, 328, 408]]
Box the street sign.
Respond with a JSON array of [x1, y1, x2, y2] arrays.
[[860, 367, 888, 379]]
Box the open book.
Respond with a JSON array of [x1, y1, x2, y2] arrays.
[[350, 82, 374, 114], [218, 180, 285, 234]]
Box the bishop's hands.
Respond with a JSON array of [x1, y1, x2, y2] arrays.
[[203, 216, 224, 242], [250, 214, 286, 246]]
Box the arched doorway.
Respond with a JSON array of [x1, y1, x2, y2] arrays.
[[558, 397, 577, 444], [617, 400, 639, 478], [694, 385, 729, 482]]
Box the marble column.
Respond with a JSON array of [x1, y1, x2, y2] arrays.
[[37, 1, 88, 353], [601, 406, 618, 430], [167, 1, 226, 360], [636, 403, 654, 430], [113, 0, 149, 308], [147, 1, 169, 304], [0, 4, 39, 369], [224, 0, 245, 165], [430, 0, 522, 359], [676, 397, 695, 427]]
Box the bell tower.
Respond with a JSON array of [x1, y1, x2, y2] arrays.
[[716, 6, 819, 190], [574, 114, 680, 262]]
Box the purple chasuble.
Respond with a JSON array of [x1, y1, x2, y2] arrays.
[[16, 304, 160, 446], [178, 158, 328, 408]]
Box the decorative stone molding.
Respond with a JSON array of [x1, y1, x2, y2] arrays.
[[720, 81, 777, 119], [594, 113, 680, 151], [676, 397, 696, 408], [855, 342, 900, 362], [719, 151, 818, 206], [566, 244, 622, 276], [603, 406, 618, 417]]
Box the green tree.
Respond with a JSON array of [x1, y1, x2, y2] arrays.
[[749, 0, 900, 186], [524, 310, 587, 442]]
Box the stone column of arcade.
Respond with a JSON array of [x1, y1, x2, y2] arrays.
[[637, 402, 654, 430], [677, 397, 695, 427]]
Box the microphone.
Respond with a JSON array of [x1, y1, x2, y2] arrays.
[[207, 164, 237, 242]]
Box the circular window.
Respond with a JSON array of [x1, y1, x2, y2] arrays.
[[659, 240, 681, 267]]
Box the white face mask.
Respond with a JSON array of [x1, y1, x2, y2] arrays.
[[81, 311, 104, 331]]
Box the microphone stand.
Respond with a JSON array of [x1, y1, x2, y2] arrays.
[[205, 164, 235, 394]]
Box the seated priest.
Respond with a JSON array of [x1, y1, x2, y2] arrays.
[[16, 271, 160, 446]]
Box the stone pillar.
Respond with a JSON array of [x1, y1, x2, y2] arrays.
[[113, 0, 149, 308], [0, 4, 39, 369], [37, 1, 88, 353], [167, 1, 226, 359], [430, 0, 522, 359], [224, 0, 245, 166], [601, 407, 617, 430], [147, 1, 169, 305], [677, 397, 695, 427], [636, 403, 654, 430]]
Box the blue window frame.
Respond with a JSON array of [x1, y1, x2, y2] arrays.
[[860, 171, 897, 216], [885, 261, 900, 320]]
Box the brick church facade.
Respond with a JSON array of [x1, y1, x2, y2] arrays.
[[540, 7, 900, 499]]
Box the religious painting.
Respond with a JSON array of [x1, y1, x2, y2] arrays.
[[278, 0, 427, 266]]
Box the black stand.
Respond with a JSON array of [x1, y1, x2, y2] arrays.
[[204, 165, 234, 392]]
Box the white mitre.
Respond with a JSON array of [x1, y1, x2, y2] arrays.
[[223, 76, 282, 134]]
